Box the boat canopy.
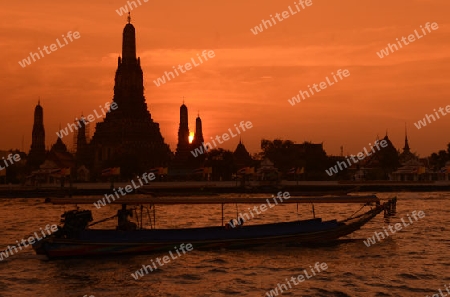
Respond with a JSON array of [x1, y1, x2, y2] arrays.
[[46, 195, 381, 205]]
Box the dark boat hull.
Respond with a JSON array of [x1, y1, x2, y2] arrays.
[[33, 207, 382, 259]]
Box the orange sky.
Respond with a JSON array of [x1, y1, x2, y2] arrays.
[[1, 0, 449, 157]]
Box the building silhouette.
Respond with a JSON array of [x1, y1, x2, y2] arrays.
[[175, 103, 190, 160], [73, 118, 90, 153], [47, 136, 75, 172], [27, 100, 46, 169], [233, 139, 253, 169], [51, 136, 68, 153], [89, 15, 172, 177], [364, 134, 400, 179], [399, 127, 417, 164], [191, 113, 205, 149], [171, 103, 206, 173], [26, 17, 206, 180]]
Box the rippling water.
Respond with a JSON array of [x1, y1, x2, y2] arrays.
[[0, 192, 449, 297]]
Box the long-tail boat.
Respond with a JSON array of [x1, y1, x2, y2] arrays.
[[32, 195, 396, 259]]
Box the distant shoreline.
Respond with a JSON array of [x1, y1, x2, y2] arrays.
[[0, 181, 449, 198]]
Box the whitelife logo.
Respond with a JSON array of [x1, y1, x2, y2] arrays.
[[115, 0, 149, 16], [325, 140, 388, 176], [153, 50, 216, 87], [250, 0, 313, 35], [131, 243, 193, 280], [426, 283, 450, 297], [363, 210, 425, 247], [190, 121, 253, 157], [376, 22, 439, 59], [93, 172, 156, 209], [18, 31, 81, 68], [228, 191, 290, 228], [0, 224, 58, 261], [288, 69, 350, 106], [0, 153, 21, 172], [414, 104, 450, 130], [56, 102, 118, 139]]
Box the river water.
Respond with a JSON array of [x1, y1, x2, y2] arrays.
[[0, 192, 448, 297]]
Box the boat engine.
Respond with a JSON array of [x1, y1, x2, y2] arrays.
[[58, 209, 93, 238]]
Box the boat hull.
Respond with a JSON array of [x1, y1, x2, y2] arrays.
[[33, 207, 382, 259]]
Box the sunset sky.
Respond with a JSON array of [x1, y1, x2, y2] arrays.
[[1, 0, 449, 157]]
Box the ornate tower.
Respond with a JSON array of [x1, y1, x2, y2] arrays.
[[171, 103, 193, 169], [192, 113, 204, 149], [28, 101, 46, 169], [176, 103, 190, 154], [89, 15, 172, 177], [112, 14, 146, 117]]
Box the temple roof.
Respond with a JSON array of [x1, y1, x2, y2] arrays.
[[233, 140, 253, 167], [51, 137, 68, 153]]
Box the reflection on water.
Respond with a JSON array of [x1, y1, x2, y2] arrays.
[[0, 192, 449, 296]]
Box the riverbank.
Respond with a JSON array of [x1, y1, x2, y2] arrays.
[[1, 180, 450, 198]]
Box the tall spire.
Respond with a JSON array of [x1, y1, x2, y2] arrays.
[[404, 123, 410, 152], [127, 12, 131, 24], [173, 102, 193, 166], [122, 14, 137, 63], [178, 103, 189, 149], [113, 16, 145, 115], [28, 101, 46, 169], [193, 113, 204, 148]]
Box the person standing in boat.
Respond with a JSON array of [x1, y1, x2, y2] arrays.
[[117, 204, 137, 231]]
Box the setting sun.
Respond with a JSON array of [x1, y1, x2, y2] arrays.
[[188, 132, 194, 144]]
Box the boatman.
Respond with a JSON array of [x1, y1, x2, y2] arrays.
[[117, 204, 137, 231]]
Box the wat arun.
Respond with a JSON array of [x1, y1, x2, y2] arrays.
[[89, 15, 172, 177]]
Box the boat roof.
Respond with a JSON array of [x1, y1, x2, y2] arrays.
[[46, 195, 380, 205]]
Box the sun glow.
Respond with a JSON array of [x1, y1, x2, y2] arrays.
[[189, 132, 194, 143]]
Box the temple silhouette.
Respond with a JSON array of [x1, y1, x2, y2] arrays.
[[25, 16, 217, 180], [10, 16, 450, 184], [24, 16, 429, 183], [87, 15, 172, 177]]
